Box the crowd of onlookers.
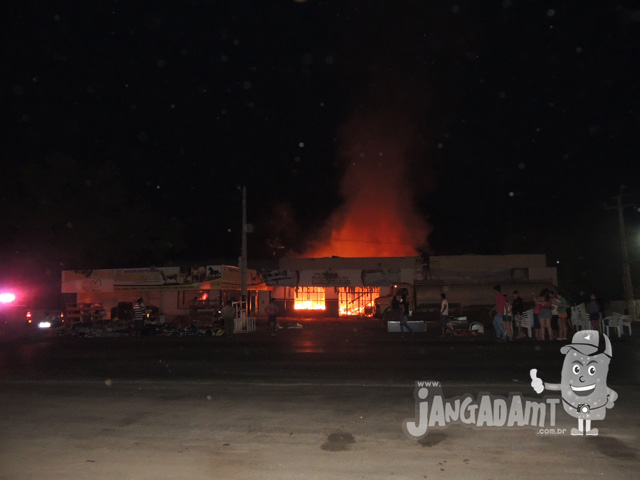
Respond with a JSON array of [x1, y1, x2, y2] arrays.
[[490, 285, 603, 342]]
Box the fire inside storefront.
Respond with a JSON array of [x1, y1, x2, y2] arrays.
[[264, 256, 410, 318], [266, 255, 557, 320], [292, 286, 380, 316]]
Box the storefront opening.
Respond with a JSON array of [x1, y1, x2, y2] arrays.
[[293, 286, 380, 316], [338, 287, 379, 316], [294, 287, 326, 311]]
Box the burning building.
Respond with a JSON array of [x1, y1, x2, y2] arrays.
[[263, 254, 558, 320]]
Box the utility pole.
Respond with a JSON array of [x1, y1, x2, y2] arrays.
[[241, 185, 248, 313], [614, 186, 636, 320]]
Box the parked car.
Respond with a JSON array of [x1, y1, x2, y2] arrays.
[[25, 309, 65, 329], [1, 289, 67, 337]]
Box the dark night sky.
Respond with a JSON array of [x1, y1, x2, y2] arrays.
[[2, 0, 640, 302]]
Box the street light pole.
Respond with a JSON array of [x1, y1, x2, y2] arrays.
[[615, 186, 636, 320]]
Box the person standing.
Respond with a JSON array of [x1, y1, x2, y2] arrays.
[[490, 285, 507, 341], [550, 290, 559, 337], [384, 295, 404, 331], [439, 293, 449, 336], [265, 298, 279, 336], [555, 291, 571, 340], [503, 294, 514, 341], [512, 290, 525, 338], [221, 300, 236, 335], [399, 294, 413, 336], [589, 293, 602, 331], [535, 289, 554, 341], [132, 297, 146, 337]]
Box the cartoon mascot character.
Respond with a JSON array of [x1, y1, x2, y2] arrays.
[[530, 330, 617, 436]]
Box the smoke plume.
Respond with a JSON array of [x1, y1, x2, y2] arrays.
[[303, 92, 433, 257]]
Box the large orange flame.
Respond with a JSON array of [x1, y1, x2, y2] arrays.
[[304, 109, 431, 258]]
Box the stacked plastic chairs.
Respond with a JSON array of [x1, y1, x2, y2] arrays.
[[570, 303, 592, 331], [520, 309, 534, 338]]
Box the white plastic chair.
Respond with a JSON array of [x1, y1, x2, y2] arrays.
[[571, 304, 592, 331], [619, 314, 632, 336], [603, 314, 622, 338]]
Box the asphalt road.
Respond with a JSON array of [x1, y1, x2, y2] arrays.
[[1, 318, 638, 479]]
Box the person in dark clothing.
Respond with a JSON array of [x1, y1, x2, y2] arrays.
[[399, 293, 413, 335], [512, 290, 525, 338], [265, 298, 279, 336], [221, 300, 236, 334], [589, 293, 602, 331], [133, 297, 146, 337]]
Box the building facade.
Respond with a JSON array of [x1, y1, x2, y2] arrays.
[[262, 254, 558, 319], [61, 254, 557, 322], [61, 264, 268, 321]]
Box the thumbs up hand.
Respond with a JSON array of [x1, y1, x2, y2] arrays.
[[530, 368, 544, 394]]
